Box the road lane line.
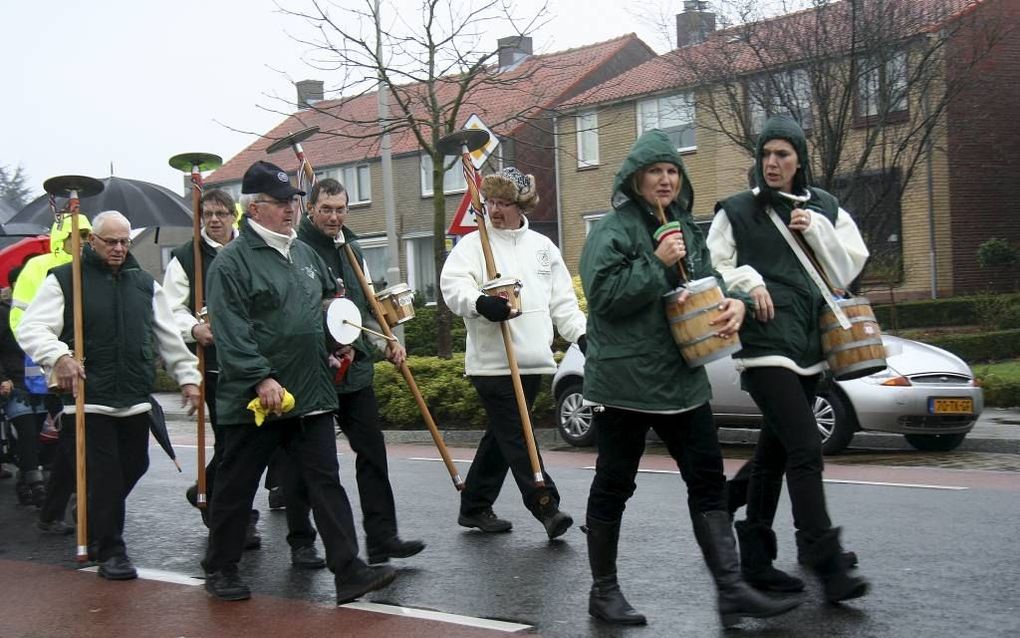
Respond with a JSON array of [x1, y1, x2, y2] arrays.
[[340, 601, 532, 632], [409, 456, 475, 464], [79, 566, 204, 586], [582, 466, 969, 490]]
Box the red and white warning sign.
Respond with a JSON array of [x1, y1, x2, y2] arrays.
[[447, 114, 499, 236]]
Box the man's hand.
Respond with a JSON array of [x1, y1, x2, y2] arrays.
[[476, 294, 512, 322], [180, 384, 201, 416], [385, 340, 406, 366], [749, 285, 774, 323], [255, 377, 286, 415], [53, 354, 86, 397], [191, 322, 214, 347], [710, 297, 746, 338]]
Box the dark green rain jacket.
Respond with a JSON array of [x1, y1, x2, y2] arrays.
[[579, 129, 748, 412]]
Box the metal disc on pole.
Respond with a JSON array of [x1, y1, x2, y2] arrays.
[[266, 126, 320, 155], [43, 175, 104, 198], [436, 129, 490, 156], [168, 153, 223, 173]]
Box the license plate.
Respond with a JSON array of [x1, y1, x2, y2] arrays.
[[929, 398, 973, 414]]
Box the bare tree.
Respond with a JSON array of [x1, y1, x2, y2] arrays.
[[674, 0, 1013, 281], [274, 0, 557, 357]]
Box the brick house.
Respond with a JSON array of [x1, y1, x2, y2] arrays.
[[201, 35, 654, 301], [554, 0, 1019, 301]]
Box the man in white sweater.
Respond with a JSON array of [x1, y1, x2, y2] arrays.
[[440, 166, 586, 539]]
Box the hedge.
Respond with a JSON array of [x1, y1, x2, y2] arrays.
[[920, 329, 1020, 364], [873, 293, 1020, 330]]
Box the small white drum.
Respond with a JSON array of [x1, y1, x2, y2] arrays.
[[664, 277, 742, 368], [376, 283, 416, 327], [324, 298, 363, 347], [481, 276, 523, 317]]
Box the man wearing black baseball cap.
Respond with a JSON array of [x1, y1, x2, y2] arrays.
[[201, 160, 396, 604]]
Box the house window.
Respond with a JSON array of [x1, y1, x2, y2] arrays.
[[583, 212, 607, 235], [832, 169, 903, 285], [420, 154, 467, 196], [576, 111, 599, 168], [857, 51, 908, 118], [317, 165, 371, 204], [406, 235, 437, 303], [358, 236, 390, 291], [749, 69, 813, 133], [637, 93, 696, 151]]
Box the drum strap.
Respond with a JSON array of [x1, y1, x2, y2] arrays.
[[767, 207, 851, 330]]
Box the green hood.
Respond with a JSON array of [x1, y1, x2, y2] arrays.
[[611, 129, 695, 215], [754, 115, 811, 200]]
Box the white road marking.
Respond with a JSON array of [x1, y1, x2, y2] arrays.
[[582, 466, 969, 490], [341, 601, 532, 632], [79, 566, 204, 586], [409, 457, 474, 464]]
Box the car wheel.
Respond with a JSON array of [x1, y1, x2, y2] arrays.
[[904, 432, 967, 452], [814, 390, 856, 455], [556, 381, 595, 447]]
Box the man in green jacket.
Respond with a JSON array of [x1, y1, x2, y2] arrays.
[[201, 161, 395, 605], [297, 177, 424, 565]]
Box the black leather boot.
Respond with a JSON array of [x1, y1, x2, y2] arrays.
[[692, 511, 804, 628], [585, 516, 646, 625], [798, 528, 869, 603], [735, 520, 805, 592]]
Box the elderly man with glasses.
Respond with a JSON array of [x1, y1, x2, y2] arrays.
[[199, 161, 395, 604], [18, 210, 202, 580]]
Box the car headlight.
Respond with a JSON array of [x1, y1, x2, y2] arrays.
[[859, 367, 912, 386]]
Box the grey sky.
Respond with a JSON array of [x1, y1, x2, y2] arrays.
[[2, 0, 678, 201]]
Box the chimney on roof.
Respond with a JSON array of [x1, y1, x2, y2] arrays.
[[677, 0, 716, 48], [296, 79, 324, 110], [497, 36, 533, 70]]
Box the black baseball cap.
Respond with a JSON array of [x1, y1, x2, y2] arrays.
[[241, 160, 305, 199]]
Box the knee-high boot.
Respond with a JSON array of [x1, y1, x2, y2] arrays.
[[585, 516, 646, 625], [736, 520, 805, 592], [691, 511, 804, 628], [798, 527, 869, 603]]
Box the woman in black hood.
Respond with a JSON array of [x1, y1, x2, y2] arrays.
[[707, 116, 870, 603]]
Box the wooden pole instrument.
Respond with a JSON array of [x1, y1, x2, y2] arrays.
[[436, 129, 545, 488], [267, 127, 464, 490], [168, 152, 223, 508], [42, 174, 104, 562]]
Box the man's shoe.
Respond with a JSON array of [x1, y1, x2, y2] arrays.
[[458, 508, 512, 533], [205, 570, 251, 601], [291, 545, 326, 569], [37, 518, 75, 535], [540, 510, 573, 540], [267, 486, 286, 511], [244, 510, 262, 550], [367, 537, 426, 565], [97, 555, 138, 581], [336, 564, 397, 605]]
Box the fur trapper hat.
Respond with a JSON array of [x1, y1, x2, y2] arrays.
[[481, 166, 539, 212]]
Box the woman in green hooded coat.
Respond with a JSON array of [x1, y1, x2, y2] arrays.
[[708, 115, 870, 603], [579, 129, 802, 628]]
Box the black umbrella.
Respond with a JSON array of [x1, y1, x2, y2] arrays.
[[0, 222, 48, 237], [11, 176, 193, 229], [148, 394, 181, 472], [0, 199, 17, 223]]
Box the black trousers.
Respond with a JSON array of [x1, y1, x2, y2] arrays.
[[203, 413, 361, 577], [39, 420, 75, 524], [742, 367, 832, 543], [460, 375, 558, 516], [201, 371, 223, 500], [70, 412, 151, 561], [12, 412, 46, 475], [587, 403, 725, 523]]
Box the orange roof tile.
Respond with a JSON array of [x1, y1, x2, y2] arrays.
[[209, 34, 651, 184]]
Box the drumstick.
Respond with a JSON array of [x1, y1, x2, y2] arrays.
[[341, 319, 398, 341], [655, 201, 688, 282]]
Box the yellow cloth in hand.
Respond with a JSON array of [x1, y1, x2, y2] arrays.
[[247, 390, 296, 426]]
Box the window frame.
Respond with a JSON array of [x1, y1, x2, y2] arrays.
[[854, 50, 910, 125], [747, 68, 814, 134], [420, 153, 467, 197], [636, 92, 697, 153], [575, 111, 600, 168], [316, 164, 372, 204]]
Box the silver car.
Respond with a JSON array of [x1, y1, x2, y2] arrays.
[[552, 335, 984, 454]]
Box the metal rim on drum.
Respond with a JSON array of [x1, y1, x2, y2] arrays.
[[378, 282, 412, 298], [683, 342, 742, 368], [325, 298, 362, 345]]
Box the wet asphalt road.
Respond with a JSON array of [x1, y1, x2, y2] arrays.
[[2, 426, 1019, 638]]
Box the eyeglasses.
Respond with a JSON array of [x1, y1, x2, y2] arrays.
[[314, 206, 348, 217], [93, 235, 132, 248], [202, 209, 235, 220], [485, 199, 517, 210], [255, 196, 299, 208]]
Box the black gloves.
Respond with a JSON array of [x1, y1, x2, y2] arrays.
[[476, 294, 512, 322], [577, 334, 588, 355]]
